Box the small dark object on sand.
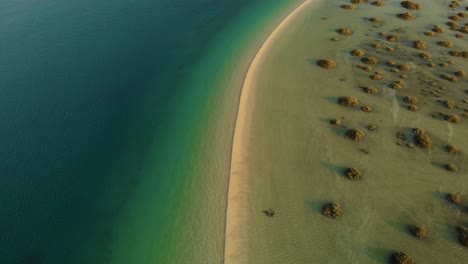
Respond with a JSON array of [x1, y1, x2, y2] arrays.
[[322, 202, 343, 219], [366, 124, 377, 131], [457, 226, 468, 247], [351, 49, 365, 56], [345, 129, 366, 141], [330, 119, 342, 126], [446, 145, 461, 154], [339, 96, 360, 107], [362, 86, 378, 94], [361, 56, 378, 64], [413, 40, 426, 49], [341, 4, 356, 10], [397, 12, 416, 20], [361, 106, 373, 112], [413, 128, 432, 149], [403, 96, 418, 104], [449, 1, 459, 8], [449, 15, 462, 21], [317, 59, 337, 69], [399, 65, 410, 71], [438, 40, 454, 47], [432, 25, 444, 33], [370, 74, 382, 80], [408, 105, 418, 111], [446, 164, 459, 172], [358, 65, 372, 72], [389, 80, 405, 89], [400, 1, 421, 10], [359, 148, 369, 154], [443, 113, 461, 123], [337, 28, 353, 35], [387, 34, 400, 42], [447, 21, 459, 29], [448, 51, 468, 58], [454, 70, 465, 77], [419, 53, 431, 60], [446, 193, 462, 204], [371, 1, 385, 6], [390, 252, 415, 264], [410, 225, 428, 238], [443, 100, 455, 109], [376, 44, 385, 50], [344, 167, 362, 180], [440, 74, 458, 82], [262, 208, 275, 217]]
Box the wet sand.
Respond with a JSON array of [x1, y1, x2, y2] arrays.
[[224, 1, 315, 263], [226, 0, 468, 263]]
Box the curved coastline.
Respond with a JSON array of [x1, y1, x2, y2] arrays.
[[224, 0, 313, 262]]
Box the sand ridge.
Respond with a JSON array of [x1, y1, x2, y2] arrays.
[[223, 0, 314, 263]]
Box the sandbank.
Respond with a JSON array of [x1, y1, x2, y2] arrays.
[[224, 0, 314, 263]]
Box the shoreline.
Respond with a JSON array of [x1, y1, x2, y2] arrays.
[[223, 0, 313, 262]]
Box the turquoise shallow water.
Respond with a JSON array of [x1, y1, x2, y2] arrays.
[[0, 0, 296, 263]]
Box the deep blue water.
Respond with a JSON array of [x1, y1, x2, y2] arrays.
[[4, 0, 467, 263], [0, 0, 265, 263]]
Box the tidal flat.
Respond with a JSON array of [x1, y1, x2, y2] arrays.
[[227, 0, 468, 263]]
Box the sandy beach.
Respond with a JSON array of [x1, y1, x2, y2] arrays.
[[224, 1, 314, 262], [225, 0, 468, 263]]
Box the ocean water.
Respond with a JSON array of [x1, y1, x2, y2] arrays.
[[0, 0, 297, 263]]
